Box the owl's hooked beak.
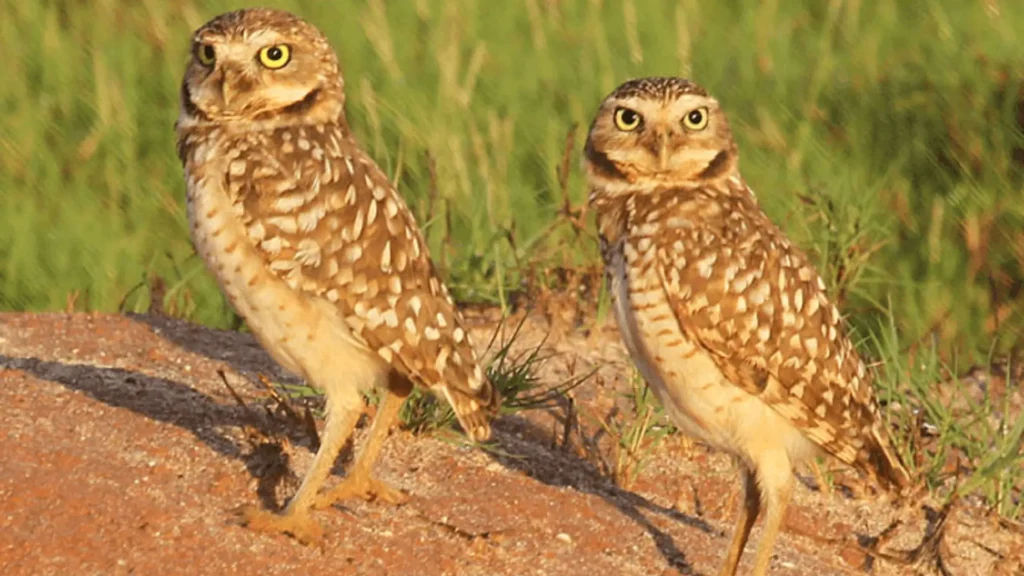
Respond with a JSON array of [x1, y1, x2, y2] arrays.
[[657, 131, 671, 171], [219, 68, 239, 107], [213, 62, 252, 108]]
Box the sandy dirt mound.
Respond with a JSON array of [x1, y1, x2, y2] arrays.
[[0, 311, 1020, 575]]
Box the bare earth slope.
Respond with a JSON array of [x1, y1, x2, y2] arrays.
[[0, 312, 1020, 575]]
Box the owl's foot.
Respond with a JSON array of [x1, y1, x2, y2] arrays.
[[235, 504, 324, 546], [315, 473, 408, 508]]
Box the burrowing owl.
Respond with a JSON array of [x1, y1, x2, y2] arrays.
[[174, 8, 499, 544], [585, 77, 911, 575]]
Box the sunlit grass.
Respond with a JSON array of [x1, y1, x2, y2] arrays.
[[3, 0, 1022, 359]]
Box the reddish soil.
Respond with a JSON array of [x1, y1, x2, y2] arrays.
[[0, 311, 1021, 575]]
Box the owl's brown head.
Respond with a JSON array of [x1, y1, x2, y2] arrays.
[[584, 77, 739, 196], [177, 9, 345, 128]]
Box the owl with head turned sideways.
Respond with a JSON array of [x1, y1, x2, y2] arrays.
[[584, 76, 912, 576], [174, 8, 499, 545]]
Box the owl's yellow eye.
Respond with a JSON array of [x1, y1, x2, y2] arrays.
[[613, 107, 642, 131], [196, 44, 216, 66], [683, 107, 709, 131], [259, 45, 291, 69]]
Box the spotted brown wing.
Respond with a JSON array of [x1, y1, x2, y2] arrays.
[[634, 185, 907, 484], [219, 123, 498, 436]]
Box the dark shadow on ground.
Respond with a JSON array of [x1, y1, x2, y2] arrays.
[[0, 354, 248, 458], [45, 313, 718, 571], [486, 413, 720, 575], [0, 353, 303, 510], [128, 313, 291, 386]]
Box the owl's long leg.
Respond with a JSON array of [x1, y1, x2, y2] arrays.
[[718, 467, 761, 576], [238, 386, 362, 545], [315, 374, 412, 508], [750, 451, 796, 576]]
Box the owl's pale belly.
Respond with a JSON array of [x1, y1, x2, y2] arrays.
[[607, 249, 818, 467], [185, 170, 381, 407]]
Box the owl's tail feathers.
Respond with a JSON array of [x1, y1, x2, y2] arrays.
[[441, 377, 502, 443]]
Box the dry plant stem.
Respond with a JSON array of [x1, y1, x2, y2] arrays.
[[808, 458, 833, 498], [257, 374, 303, 423], [216, 369, 260, 423]]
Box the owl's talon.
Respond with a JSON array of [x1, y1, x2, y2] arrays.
[[315, 474, 408, 509], [235, 504, 324, 546]]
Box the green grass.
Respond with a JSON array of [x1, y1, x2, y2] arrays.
[[2, 0, 1023, 514], [400, 315, 592, 443], [583, 370, 678, 491], [1, 0, 1021, 359]]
